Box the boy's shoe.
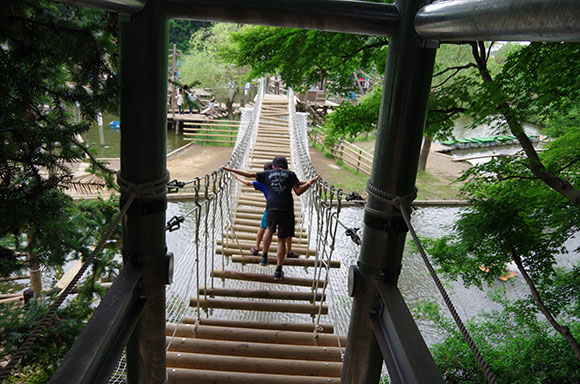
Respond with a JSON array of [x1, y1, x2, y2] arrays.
[[286, 251, 299, 258], [274, 267, 284, 280], [250, 247, 259, 256], [259, 255, 268, 266]]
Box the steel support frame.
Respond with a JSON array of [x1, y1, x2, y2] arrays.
[[119, 0, 169, 383], [416, 0, 580, 42], [341, 0, 441, 382], [163, 0, 400, 36], [48, 264, 145, 384], [370, 282, 444, 384]]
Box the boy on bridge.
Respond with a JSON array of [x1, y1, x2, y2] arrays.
[[222, 156, 319, 280]]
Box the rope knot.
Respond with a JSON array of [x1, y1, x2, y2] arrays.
[[366, 181, 417, 210], [117, 171, 170, 199]]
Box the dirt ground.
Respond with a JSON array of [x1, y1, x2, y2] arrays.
[[69, 139, 469, 201]]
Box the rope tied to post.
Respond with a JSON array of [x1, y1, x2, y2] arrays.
[[366, 180, 417, 210], [116, 171, 170, 200]]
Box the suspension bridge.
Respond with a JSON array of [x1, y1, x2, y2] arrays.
[[161, 89, 349, 383], [2, 0, 576, 383]]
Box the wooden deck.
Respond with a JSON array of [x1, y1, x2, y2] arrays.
[[165, 94, 345, 383]]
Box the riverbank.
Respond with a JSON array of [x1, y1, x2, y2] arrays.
[[309, 141, 471, 201]]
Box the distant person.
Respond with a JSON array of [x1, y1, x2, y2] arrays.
[[187, 90, 198, 113], [176, 89, 183, 114], [222, 156, 320, 280], [232, 162, 300, 259], [208, 94, 215, 116]]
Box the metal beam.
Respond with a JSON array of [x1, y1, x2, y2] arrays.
[[163, 0, 400, 36], [370, 282, 444, 384], [416, 0, 580, 42], [341, 0, 437, 382], [54, 0, 145, 14], [49, 264, 145, 384]]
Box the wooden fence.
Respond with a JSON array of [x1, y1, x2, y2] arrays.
[[309, 129, 373, 176], [182, 120, 238, 145]]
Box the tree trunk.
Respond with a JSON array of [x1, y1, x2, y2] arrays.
[[418, 135, 431, 171], [471, 42, 580, 207], [510, 248, 580, 362], [29, 259, 42, 295]]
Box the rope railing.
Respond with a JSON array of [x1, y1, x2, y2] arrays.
[[288, 89, 346, 353], [163, 78, 264, 352], [366, 180, 498, 384]]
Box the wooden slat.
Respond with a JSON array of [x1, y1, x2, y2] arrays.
[[166, 324, 346, 347], [211, 270, 324, 287], [231, 256, 339, 269], [216, 245, 315, 257], [166, 352, 341, 377], [198, 287, 324, 302], [166, 337, 343, 361], [187, 318, 334, 334], [223, 232, 309, 245], [167, 367, 340, 384], [190, 298, 327, 315]]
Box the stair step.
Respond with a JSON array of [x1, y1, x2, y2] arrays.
[[198, 287, 325, 301], [231, 256, 339, 269], [190, 298, 327, 315], [211, 270, 324, 288], [167, 336, 343, 361], [183, 318, 334, 334], [166, 324, 347, 347], [166, 352, 341, 378], [168, 368, 339, 384]]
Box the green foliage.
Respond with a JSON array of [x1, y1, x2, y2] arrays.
[[0, 0, 120, 276], [416, 293, 580, 383], [168, 19, 205, 52], [179, 23, 249, 112], [323, 87, 382, 141], [426, 156, 578, 288], [1, 290, 96, 381], [228, 25, 388, 92]]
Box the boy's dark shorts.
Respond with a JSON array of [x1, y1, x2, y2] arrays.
[[266, 210, 295, 239]]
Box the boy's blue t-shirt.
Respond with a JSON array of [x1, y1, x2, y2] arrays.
[[252, 181, 268, 199]]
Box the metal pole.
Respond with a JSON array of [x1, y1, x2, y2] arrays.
[[342, 0, 439, 382], [119, 0, 170, 382], [415, 0, 580, 42], [163, 0, 400, 36]]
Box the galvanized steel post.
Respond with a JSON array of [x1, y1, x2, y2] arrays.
[[119, 0, 170, 382], [342, 0, 440, 382]]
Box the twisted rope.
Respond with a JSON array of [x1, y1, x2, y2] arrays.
[[367, 180, 497, 384], [0, 191, 137, 382]]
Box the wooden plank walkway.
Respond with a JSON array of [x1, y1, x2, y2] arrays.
[[166, 94, 344, 383]]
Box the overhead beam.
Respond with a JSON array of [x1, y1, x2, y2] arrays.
[[415, 0, 580, 42], [163, 0, 400, 36], [55, 0, 145, 14]]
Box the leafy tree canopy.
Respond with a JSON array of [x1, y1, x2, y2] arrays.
[[0, 0, 119, 276], [168, 19, 205, 52], [227, 25, 388, 92]]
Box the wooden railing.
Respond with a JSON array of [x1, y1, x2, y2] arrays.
[[183, 120, 239, 145], [309, 129, 373, 176]]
